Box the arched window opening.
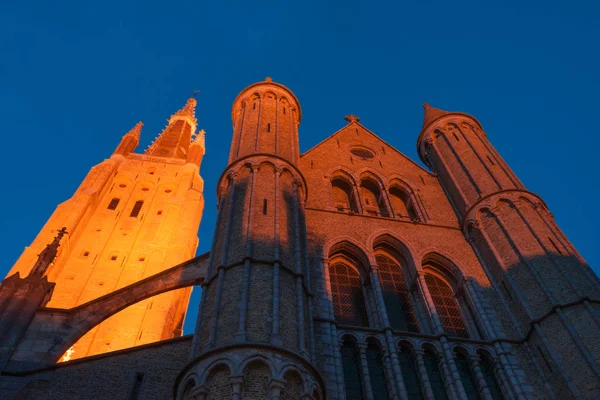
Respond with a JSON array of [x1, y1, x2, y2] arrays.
[[341, 338, 363, 400], [424, 273, 469, 338], [423, 349, 448, 400], [389, 186, 418, 220], [330, 263, 369, 327], [360, 180, 389, 217], [455, 352, 480, 400], [479, 353, 504, 400], [366, 340, 390, 400], [398, 345, 423, 400], [376, 254, 419, 332], [332, 178, 358, 213]]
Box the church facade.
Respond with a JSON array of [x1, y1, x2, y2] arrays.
[[1, 79, 598, 399]]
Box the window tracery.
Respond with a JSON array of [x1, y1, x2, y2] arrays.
[[329, 262, 369, 327], [376, 254, 419, 332], [424, 273, 469, 338]]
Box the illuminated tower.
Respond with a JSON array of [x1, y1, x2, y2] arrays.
[[176, 79, 325, 399], [418, 104, 600, 398], [4, 98, 206, 360]]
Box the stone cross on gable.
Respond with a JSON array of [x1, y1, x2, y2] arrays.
[[344, 114, 360, 123]]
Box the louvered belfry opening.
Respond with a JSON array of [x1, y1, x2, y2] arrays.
[[329, 262, 369, 327], [425, 273, 469, 338], [376, 254, 419, 332]]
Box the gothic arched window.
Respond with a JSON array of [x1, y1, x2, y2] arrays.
[[341, 338, 363, 400], [332, 178, 358, 213], [423, 349, 448, 400], [389, 186, 418, 220], [329, 262, 369, 327], [424, 273, 469, 338], [360, 179, 389, 217], [398, 345, 423, 400], [366, 340, 390, 400], [376, 254, 419, 332], [455, 351, 479, 400]]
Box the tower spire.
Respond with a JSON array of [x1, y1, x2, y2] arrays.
[[422, 102, 449, 129], [145, 98, 197, 159]]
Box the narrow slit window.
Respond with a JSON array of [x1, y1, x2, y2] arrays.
[[263, 199, 268, 215], [107, 198, 120, 210], [486, 155, 496, 165], [283, 107, 286, 114], [130, 373, 145, 400], [253, 102, 256, 110], [130, 200, 144, 217], [267, 123, 271, 132]]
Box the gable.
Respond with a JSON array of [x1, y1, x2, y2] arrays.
[[300, 121, 432, 180]]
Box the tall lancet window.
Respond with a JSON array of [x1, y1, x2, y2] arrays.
[[424, 273, 469, 338], [329, 262, 369, 327], [376, 254, 419, 332]]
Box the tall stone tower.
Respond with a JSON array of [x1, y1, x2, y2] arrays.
[[176, 79, 324, 399], [418, 104, 600, 398], [4, 98, 206, 361]]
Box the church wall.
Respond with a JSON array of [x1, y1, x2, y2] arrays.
[[9, 336, 192, 400]]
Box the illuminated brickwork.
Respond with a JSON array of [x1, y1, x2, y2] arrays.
[[4, 99, 205, 360], [2, 80, 599, 400]]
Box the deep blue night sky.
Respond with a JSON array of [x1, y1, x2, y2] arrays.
[[1, 1, 598, 334]]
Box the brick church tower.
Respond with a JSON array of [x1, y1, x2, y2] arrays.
[[3, 98, 206, 361], [176, 78, 325, 399], [418, 105, 600, 398]]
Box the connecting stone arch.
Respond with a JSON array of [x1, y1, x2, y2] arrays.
[[7, 253, 209, 368]]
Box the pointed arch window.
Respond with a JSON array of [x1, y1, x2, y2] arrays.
[[376, 254, 419, 332], [329, 262, 369, 327], [341, 338, 363, 400], [332, 178, 358, 213], [424, 273, 469, 338], [360, 179, 388, 217], [389, 186, 418, 220], [366, 340, 390, 400]]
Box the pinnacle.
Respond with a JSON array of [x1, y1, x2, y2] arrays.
[[191, 129, 206, 148], [175, 98, 197, 120], [125, 121, 143, 139]]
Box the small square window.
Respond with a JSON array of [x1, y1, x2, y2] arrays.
[[110, 255, 117, 261], [157, 210, 163, 215], [139, 257, 145, 262], [83, 251, 90, 257]]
